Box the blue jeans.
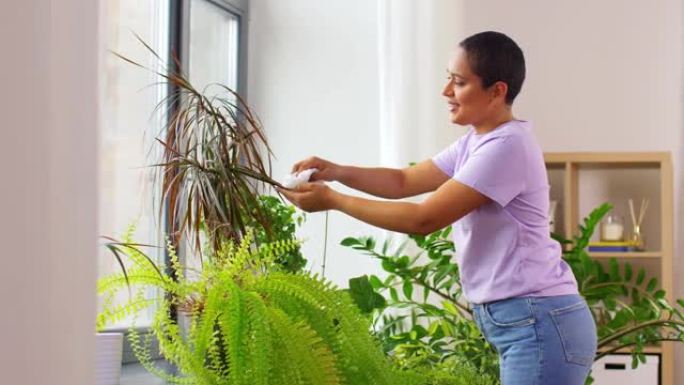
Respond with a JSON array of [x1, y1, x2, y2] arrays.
[[472, 294, 596, 385]]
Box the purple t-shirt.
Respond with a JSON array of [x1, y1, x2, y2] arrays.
[[431, 120, 578, 304]]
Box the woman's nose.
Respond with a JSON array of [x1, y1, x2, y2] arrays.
[[442, 82, 453, 97]]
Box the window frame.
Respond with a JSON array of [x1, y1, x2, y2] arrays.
[[116, 0, 249, 369], [177, 0, 249, 97]]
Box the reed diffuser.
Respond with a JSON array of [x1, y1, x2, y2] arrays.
[[628, 198, 649, 251]]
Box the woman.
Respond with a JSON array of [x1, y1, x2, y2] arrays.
[[278, 31, 597, 385]]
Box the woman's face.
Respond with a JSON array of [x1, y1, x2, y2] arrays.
[[442, 48, 502, 126]]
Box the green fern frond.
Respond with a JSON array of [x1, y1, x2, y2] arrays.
[[166, 236, 183, 277], [188, 285, 222, 366], [242, 291, 272, 385], [128, 325, 195, 385], [216, 277, 247, 385], [268, 306, 341, 385], [97, 270, 171, 295], [255, 272, 401, 385], [206, 330, 228, 379], [256, 238, 301, 267], [96, 292, 156, 331], [152, 299, 220, 385]]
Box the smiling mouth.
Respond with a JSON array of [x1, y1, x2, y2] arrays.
[[448, 103, 459, 112]]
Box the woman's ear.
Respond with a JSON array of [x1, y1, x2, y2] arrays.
[[491, 81, 509, 103]]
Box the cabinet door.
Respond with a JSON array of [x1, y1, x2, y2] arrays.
[[592, 354, 659, 385]]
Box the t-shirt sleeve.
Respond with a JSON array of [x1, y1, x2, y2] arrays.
[[453, 136, 527, 207], [431, 139, 461, 177]]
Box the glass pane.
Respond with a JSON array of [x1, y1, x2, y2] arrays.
[[185, 0, 241, 271], [189, 0, 240, 98], [99, 0, 169, 328]]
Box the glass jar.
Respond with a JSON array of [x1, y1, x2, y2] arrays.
[[600, 214, 624, 242]]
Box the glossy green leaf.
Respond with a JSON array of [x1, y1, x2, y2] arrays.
[[389, 287, 399, 302], [369, 275, 383, 289], [636, 268, 646, 285], [348, 275, 386, 314], [403, 280, 413, 300], [340, 237, 360, 247], [624, 262, 633, 281], [442, 301, 459, 317]]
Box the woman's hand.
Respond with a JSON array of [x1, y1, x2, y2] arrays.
[[277, 182, 339, 213], [292, 156, 341, 182]]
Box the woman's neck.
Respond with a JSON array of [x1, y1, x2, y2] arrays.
[[473, 108, 515, 135]]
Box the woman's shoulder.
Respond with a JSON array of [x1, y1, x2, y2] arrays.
[[491, 119, 532, 138], [470, 120, 530, 147]]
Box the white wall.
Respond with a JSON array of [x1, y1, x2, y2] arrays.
[[0, 1, 99, 384], [247, 0, 386, 285], [246, 0, 470, 286], [248, 1, 683, 382]]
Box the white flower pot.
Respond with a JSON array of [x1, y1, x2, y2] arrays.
[[95, 332, 124, 385]]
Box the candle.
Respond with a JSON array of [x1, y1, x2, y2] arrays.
[[601, 222, 624, 241]]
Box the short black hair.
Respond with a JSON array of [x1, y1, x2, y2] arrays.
[[459, 31, 526, 105]]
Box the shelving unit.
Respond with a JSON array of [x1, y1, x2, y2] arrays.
[[544, 152, 674, 385]]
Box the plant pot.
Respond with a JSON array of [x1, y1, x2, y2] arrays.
[[95, 332, 124, 385]]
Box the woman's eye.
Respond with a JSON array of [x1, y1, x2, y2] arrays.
[[446, 75, 465, 87]]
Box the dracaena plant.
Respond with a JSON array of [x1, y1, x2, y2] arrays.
[[113, 35, 284, 259]]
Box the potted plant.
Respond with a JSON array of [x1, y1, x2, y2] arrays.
[[97, 37, 285, 384], [343, 203, 684, 384], [94, 331, 124, 385], [557, 204, 684, 367], [99, 223, 498, 385]]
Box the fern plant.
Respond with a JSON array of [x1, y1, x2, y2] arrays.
[[99, 225, 486, 385]]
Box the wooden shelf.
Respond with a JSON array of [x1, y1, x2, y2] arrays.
[[588, 251, 662, 259], [545, 152, 674, 385], [544, 152, 669, 165]]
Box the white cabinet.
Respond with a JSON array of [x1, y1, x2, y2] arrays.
[[592, 354, 659, 385]]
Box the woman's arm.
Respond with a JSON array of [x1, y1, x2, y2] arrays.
[[291, 157, 449, 200], [337, 159, 450, 199], [279, 178, 490, 235]]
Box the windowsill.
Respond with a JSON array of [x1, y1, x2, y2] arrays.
[[121, 360, 173, 385]]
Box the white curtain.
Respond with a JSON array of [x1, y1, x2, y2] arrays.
[[377, 0, 468, 171]]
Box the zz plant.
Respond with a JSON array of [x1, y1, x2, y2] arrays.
[[558, 203, 684, 367], [343, 230, 499, 380], [343, 203, 684, 383]]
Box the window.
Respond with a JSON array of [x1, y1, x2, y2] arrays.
[[189, 0, 241, 95], [98, 0, 246, 331], [99, 0, 169, 329]]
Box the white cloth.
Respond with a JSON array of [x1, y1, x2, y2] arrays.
[[281, 168, 319, 189]]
